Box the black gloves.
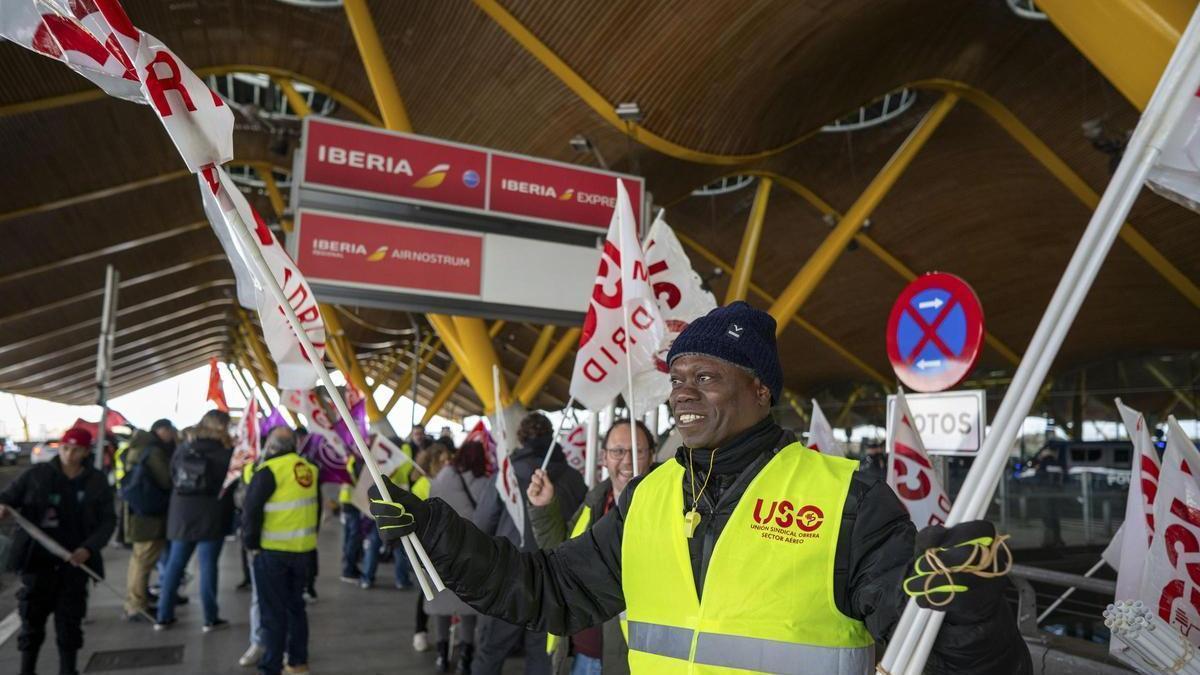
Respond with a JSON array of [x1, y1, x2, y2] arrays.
[[367, 475, 429, 544], [904, 520, 1012, 624]]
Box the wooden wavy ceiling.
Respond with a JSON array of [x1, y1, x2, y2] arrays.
[[0, 0, 1195, 422]]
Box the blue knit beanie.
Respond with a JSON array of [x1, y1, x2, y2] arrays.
[[667, 301, 783, 403]]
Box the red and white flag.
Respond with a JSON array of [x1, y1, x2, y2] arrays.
[[807, 399, 842, 457], [3, 0, 324, 390], [199, 166, 324, 390], [1137, 417, 1200, 647], [465, 420, 497, 476], [206, 357, 228, 412], [1102, 399, 1162, 660], [489, 414, 525, 547], [632, 213, 718, 413], [223, 398, 259, 490], [0, 0, 232, 171], [887, 388, 952, 528], [1147, 87, 1200, 212], [570, 180, 666, 417], [561, 423, 588, 474]]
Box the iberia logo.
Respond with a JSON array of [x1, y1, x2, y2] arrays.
[[750, 499, 824, 543], [366, 245, 388, 262], [293, 462, 315, 488], [558, 189, 575, 201], [412, 163, 450, 189]]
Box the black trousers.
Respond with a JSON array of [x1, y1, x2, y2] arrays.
[[17, 567, 89, 666], [253, 551, 310, 675], [474, 615, 550, 675]]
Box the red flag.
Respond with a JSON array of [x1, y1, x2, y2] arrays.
[[886, 388, 951, 528], [206, 357, 228, 412]]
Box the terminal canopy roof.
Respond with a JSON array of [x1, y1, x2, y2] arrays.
[[0, 0, 1196, 427]]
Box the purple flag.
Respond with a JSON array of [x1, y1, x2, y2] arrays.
[[301, 432, 351, 485], [258, 407, 288, 438]]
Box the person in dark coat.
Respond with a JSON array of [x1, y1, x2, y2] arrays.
[[0, 427, 116, 675], [122, 420, 175, 621], [371, 302, 1031, 675], [470, 412, 587, 675], [154, 410, 235, 632], [528, 418, 655, 675]]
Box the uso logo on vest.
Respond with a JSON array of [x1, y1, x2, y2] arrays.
[[293, 462, 315, 488], [750, 499, 825, 544]]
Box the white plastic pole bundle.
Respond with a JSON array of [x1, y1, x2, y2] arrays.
[[882, 7, 1200, 673], [222, 200, 444, 601], [1105, 601, 1200, 675]]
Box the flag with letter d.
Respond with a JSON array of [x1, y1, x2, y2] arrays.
[[1137, 417, 1200, 648], [886, 388, 951, 528], [570, 180, 665, 417], [807, 399, 842, 457]]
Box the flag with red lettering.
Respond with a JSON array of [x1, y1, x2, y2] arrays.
[[199, 165, 325, 389], [886, 388, 951, 528], [223, 398, 258, 490], [206, 357, 228, 412], [632, 213, 718, 412], [0, 0, 232, 171], [1137, 417, 1200, 647], [807, 399, 842, 457], [283, 389, 351, 484], [1104, 399, 1162, 660], [489, 414, 525, 546], [561, 423, 588, 474], [570, 180, 666, 417], [465, 420, 497, 476]]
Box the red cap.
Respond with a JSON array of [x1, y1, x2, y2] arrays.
[[61, 427, 93, 448]]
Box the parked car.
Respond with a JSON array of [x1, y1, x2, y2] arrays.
[[1, 437, 19, 465], [30, 440, 59, 464]]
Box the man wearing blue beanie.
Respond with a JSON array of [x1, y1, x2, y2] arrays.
[[369, 302, 1030, 674]]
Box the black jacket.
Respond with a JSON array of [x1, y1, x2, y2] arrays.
[[166, 437, 234, 542], [0, 458, 115, 578], [416, 418, 1032, 674], [472, 434, 588, 552]]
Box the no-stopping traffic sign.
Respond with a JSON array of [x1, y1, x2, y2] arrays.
[[886, 272, 984, 393]]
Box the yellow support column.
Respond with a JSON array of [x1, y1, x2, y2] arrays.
[[321, 308, 383, 421], [382, 335, 438, 415], [725, 177, 772, 304], [514, 328, 581, 407], [513, 326, 556, 394], [768, 94, 959, 335], [451, 315, 511, 411], [421, 321, 506, 422]]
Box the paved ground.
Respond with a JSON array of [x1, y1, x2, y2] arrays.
[[0, 508, 526, 674]]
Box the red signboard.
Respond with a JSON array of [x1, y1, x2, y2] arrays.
[[489, 154, 643, 231], [300, 118, 643, 233], [885, 272, 985, 393], [303, 119, 488, 210], [295, 211, 483, 297]]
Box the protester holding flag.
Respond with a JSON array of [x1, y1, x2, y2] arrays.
[[0, 427, 115, 675], [120, 419, 176, 622], [528, 418, 656, 675], [468, 412, 587, 675], [156, 410, 235, 632], [371, 302, 1029, 674]]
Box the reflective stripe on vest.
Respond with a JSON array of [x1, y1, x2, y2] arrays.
[[261, 454, 319, 553], [621, 442, 873, 674]]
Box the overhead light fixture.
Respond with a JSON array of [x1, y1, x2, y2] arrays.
[[569, 134, 608, 169], [615, 102, 642, 124]]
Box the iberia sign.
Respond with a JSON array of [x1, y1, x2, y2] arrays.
[[298, 117, 644, 233]]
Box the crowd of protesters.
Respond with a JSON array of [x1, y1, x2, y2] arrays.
[[0, 399, 737, 675]]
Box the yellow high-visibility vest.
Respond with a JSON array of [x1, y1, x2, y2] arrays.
[[260, 453, 319, 553], [411, 475, 431, 501], [622, 442, 873, 673], [114, 442, 130, 483], [338, 455, 356, 505], [547, 505, 594, 654]]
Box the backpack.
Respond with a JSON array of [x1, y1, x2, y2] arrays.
[[172, 443, 210, 496], [121, 446, 170, 516]]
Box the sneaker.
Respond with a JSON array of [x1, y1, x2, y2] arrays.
[[202, 619, 230, 633], [338, 575, 358, 584], [238, 644, 264, 668], [153, 618, 176, 631], [358, 580, 372, 590], [413, 631, 429, 652], [302, 590, 319, 604], [284, 665, 310, 674]]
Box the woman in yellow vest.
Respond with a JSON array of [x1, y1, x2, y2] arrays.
[[243, 426, 320, 675], [371, 303, 1031, 674]]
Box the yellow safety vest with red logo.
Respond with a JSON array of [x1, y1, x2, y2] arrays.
[[261, 453, 319, 553], [621, 442, 873, 673]]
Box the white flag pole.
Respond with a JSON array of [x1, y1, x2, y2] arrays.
[[885, 7, 1200, 673], [540, 397, 577, 472], [93, 265, 119, 470], [618, 209, 641, 478], [218, 177, 443, 600]]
